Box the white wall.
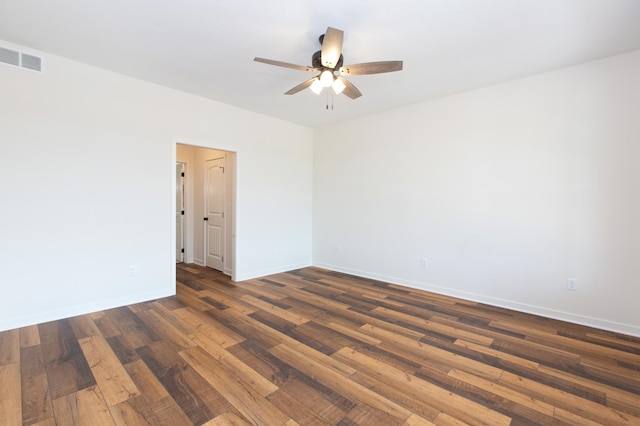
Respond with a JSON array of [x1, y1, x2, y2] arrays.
[[0, 41, 313, 332], [313, 50, 640, 336]]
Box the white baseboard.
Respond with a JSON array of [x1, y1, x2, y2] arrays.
[[235, 261, 312, 282], [313, 262, 640, 338], [0, 288, 174, 332]]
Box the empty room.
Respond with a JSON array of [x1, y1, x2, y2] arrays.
[[1, 1, 639, 425]]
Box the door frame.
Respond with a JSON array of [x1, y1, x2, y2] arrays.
[[176, 161, 186, 263], [172, 138, 237, 282]]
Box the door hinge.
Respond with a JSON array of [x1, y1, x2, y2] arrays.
[[222, 256, 224, 262], [181, 248, 184, 253], [222, 211, 224, 218], [204, 217, 208, 221], [181, 172, 184, 177], [181, 210, 184, 215]]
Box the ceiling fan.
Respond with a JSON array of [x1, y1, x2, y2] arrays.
[[254, 26, 403, 99]]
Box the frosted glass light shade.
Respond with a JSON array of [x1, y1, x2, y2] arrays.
[[332, 78, 346, 94], [310, 78, 323, 95], [320, 70, 334, 87]]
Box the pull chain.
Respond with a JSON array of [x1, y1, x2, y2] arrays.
[[325, 90, 334, 110]]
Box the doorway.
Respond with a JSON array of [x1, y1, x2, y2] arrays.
[[175, 143, 235, 277]]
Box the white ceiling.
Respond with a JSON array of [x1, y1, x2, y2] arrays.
[[2, 0, 640, 128]]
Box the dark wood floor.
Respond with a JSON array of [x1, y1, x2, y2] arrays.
[[1, 264, 639, 425]]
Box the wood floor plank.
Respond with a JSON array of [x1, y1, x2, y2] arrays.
[[402, 413, 437, 425], [173, 306, 246, 348], [447, 368, 556, 417], [347, 371, 441, 422], [537, 364, 640, 417], [20, 344, 54, 425], [0, 328, 20, 365], [332, 347, 511, 426], [39, 319, 97, 400], [361, 323, 505, 381], [578, 356, 640, 393], [21, 371, 54, 425], [272, 374, 355, 424], [0, 362, 22, 425], [180, 346, 291, 426], [104, 307, 160, 349], [269, 343, 413, 422], [268, 388, 340, 426], [124, 360, 194, 425], [19, 325, 41, 348], [136, 341, 220, 425], [431, 412, 473, 426], [124, 359, 170, 402], [499, 370, 636, 425], [10, 263, 640, 425], [240, 294, 310, 325], [93, 314, 123, 339], [189, 331, 279, 398], [106, 334, 141, 365], [108, 394, 157, 425], [199, 288, 259, 315], [324, 321, 383, 346], [136, 309, 197, 351], [69, 315, 103, 339], [51, 385, 115, 426], [203, 411, 252, 426], [372, 306, 494, 346], [490, 319, 640, 365], [78, 335, 140, 406], [585, 331, 640, 351], [220, 306, 306, 349], [176, 283, 219, 311], [453, 339, 540, 370]]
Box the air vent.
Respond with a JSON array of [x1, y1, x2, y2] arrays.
[[21, 53, 42, 72], [0, 46, 20, 66], [0, 45, 43, 72]]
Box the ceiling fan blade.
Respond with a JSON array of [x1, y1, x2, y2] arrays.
[[254, 57, 317, 72], [284, 77, 317, 95], [339, 61, 403, 76], [321, 27, 344, 69], [337, 76, 362, 99]]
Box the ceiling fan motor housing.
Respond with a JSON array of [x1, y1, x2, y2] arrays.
[[312, 50, 343, 69]]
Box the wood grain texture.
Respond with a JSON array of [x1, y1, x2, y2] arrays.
[[4, 263, 640, 425], [20, 344, 54, 425], [52, 385, 115, 426], [0, 328, 20, 365], [0, 362, 22, 425], [78, 335, 140, 406]]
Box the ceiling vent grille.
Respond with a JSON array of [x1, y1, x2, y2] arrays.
[[0, 46, 43, 72]]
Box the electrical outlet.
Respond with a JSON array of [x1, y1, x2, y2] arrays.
[[336, 245, 342, 254], [129, 265, 137, 277], [420, 257, 428, 268], [567, 278, 577, 291]]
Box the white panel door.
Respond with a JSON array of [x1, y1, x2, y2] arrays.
[[176, 163, 185, 262], [205, 157, 225, 271]]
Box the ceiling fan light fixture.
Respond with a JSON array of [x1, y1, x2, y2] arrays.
[[320, 70, 334, 87], [332, 78, 346, 94], [310, 78, 323, 95], [255, 26, 402, 100]]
